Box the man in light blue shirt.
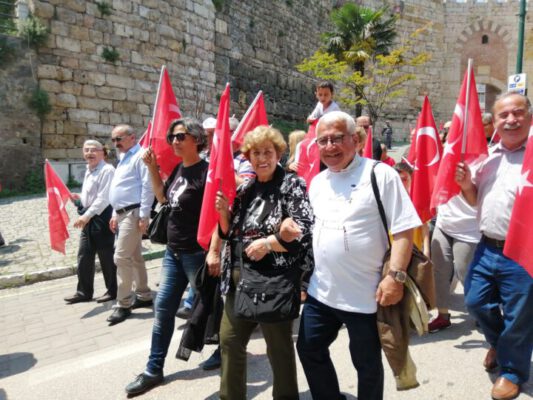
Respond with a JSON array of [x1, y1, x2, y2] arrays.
[[107, 124, 154, 325]]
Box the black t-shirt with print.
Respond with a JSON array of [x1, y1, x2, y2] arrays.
[[164, 160, 208, 254]]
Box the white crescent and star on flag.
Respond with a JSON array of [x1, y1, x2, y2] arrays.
[[414, 126, 441, 168], [47, 187, 67, 211]]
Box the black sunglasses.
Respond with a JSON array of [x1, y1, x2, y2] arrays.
[[168, 132, 189, 142], [111, 135, 128, 143]]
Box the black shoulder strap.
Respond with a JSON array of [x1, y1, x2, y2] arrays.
[[370, 162, 392, 249]]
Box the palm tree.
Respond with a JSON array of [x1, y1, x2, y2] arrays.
[[322, 3, 397, 115]]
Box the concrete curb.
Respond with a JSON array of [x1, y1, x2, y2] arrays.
[[0, 249, 165, 290]]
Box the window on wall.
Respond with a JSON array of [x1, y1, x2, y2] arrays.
[[477, 84, 486, 112], [482, 35, 489, 44]]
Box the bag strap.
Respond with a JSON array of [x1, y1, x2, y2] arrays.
[[370, 162, 392, 249]]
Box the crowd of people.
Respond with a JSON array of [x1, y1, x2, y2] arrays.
[[60, 81, 532, 400]]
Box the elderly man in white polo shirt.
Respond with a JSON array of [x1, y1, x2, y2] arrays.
[[296, 111, 421, 400]]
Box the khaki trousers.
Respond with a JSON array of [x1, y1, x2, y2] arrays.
[[114, 208, 151, 308]]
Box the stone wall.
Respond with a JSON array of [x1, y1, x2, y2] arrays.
[[1, 0, 533, 184], [0, 36, 41, 191]]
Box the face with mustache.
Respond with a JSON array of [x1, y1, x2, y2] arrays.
[[494, 94, 532, 151], [111, 126, 136, 154], [83, 145, 104, 169]]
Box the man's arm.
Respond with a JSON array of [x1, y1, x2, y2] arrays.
[[375, 228, 413, 306]]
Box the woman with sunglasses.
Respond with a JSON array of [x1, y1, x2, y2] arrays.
[[125, 118, 208, 396]]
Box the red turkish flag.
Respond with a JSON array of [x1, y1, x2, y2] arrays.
[[197, 84, 236, 250], [138, 121, 151, 148], [504, 124, 533, 278], [297, 120, 320, 191], [148, 66, 182, 180], [231, 91, 269, 147], [45, 160, 71, 254], [431, 67, 488, 209], [363, 125, 374, 158], [410, 96, 443, 223]]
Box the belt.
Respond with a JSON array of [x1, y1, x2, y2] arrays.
[[481, 234, 505, 249], [115, 203, 140, 215]]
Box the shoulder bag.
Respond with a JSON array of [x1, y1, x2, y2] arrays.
[[370, 162, 436, 309], [148, 203, 171, 245]]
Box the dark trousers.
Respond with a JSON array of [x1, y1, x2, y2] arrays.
[[297, 296, 384, 400], [76, 227, 116, 299]]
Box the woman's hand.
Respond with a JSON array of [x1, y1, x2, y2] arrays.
[[215, 191, 229, 218], [280, 218, 302, 242], [142, 147, 158, 171], [245, 238, 270, 262]]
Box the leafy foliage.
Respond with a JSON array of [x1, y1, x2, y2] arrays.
[[212, 0, 224, 12], [298, 24, 431, 123], [0, 168, 45, 198], [0, 0, 16, 34], [95, 1, 112, 16], [101, 46, 120, 63], [28, 87, 52, 119], [0, 36, 15, 66], [17, 15, 48, 48]]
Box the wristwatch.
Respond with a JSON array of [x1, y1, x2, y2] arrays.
[[388, 269, 407, 284]]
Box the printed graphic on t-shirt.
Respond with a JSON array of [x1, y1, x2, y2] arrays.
[[168, 176, 188, 209]]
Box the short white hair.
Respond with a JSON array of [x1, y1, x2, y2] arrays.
[[317, 111, 356, 135], [83, 140, 103, 149]]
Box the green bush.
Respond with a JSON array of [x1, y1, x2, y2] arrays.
[[28, 87, 52, 119], [0, 168, 45, 198], [17, 15, 48, 48], [95, 1, 112, 16], [0, 0, 16, 34], [212, 0, 224, 12], [101, 46, 120, 63], [271, 118, 307, 138], [0, 36, 15, 66]]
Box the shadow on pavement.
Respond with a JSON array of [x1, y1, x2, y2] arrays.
[[0, 388, 6, 400], [0, 352, 37, 379], [80, 303, 114, 319]]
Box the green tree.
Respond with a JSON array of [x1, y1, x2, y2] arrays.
[[0, 0, 16, 34], [298, 25, 431, 124], [323, 4, 397, 82]]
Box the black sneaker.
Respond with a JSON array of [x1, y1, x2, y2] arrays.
[[201, 347, 221, 371], [125, 372, 164, 396]]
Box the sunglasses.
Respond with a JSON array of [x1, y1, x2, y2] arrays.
[[168, 132, 189, 142], [111, 135, 129, 143]]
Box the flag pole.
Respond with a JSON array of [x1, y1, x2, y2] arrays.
[[231, 90, 262, 143], [461, 59, 473, 160], [149, 65, 166, 146]]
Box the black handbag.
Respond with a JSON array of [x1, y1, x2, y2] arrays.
[[234, 259, 301, 324], [148, 203, 171, 244]]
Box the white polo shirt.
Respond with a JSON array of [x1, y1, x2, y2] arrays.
[[308, 157, 421, 314]]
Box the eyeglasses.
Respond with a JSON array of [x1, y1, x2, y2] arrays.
[[111, 135, 128, 143], [83, 148, 102, 153], [316, 134, 346, 147], [168, 132, 189, 142]]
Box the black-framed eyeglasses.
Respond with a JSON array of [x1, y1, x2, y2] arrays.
[[316, 134, 346, 147], [111, 135, 128, 143], [168, 132, 189, 142]]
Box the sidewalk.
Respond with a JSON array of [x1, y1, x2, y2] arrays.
[[0, 268, 531, 399], [0, 194, 164, 288]]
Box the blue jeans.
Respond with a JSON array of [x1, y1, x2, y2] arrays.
[[464, 242, 533, 385], [146, 249, 205, 374], [297, 296, 384, 400]]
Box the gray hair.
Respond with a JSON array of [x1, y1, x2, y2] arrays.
[[83, 139, 103, 150], [113, 124, 135, 137], [481, 113, 493, 125], [493, 91, 532, 113], [317, 111, 356, 135]]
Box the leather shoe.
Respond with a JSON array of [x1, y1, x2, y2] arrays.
[[125, 372, 163, 396], [95, 292, 116, 303], [64, 293, 92, 304], [107, 307, 131, 325], [176, 306, 192, 320], [201, 347, 221, 371], [131, 298, 153, 309], [491, 377, 519, 400], [484, 347, 498, 372]]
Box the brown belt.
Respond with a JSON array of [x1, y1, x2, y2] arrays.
[[481, 234, 505, 249]]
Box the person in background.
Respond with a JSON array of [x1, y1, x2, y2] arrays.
[[125, 118, 208, 396], [382, 120, 393, 149], [440, 120, 452, 144], [455, 92, 533, 400], [64, 140, 117, 304], [356, 115, 383, 161], [306, 81, 341, 124], [380, 143, 396, 167], [200, 117, 217, 162], [482, 112, 499, 146], [286, 130, 306, 172], [107, 125, 154, 325]]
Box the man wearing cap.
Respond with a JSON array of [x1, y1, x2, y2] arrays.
[[107, 125, 154, 325], [64, 140, 117, 304]]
